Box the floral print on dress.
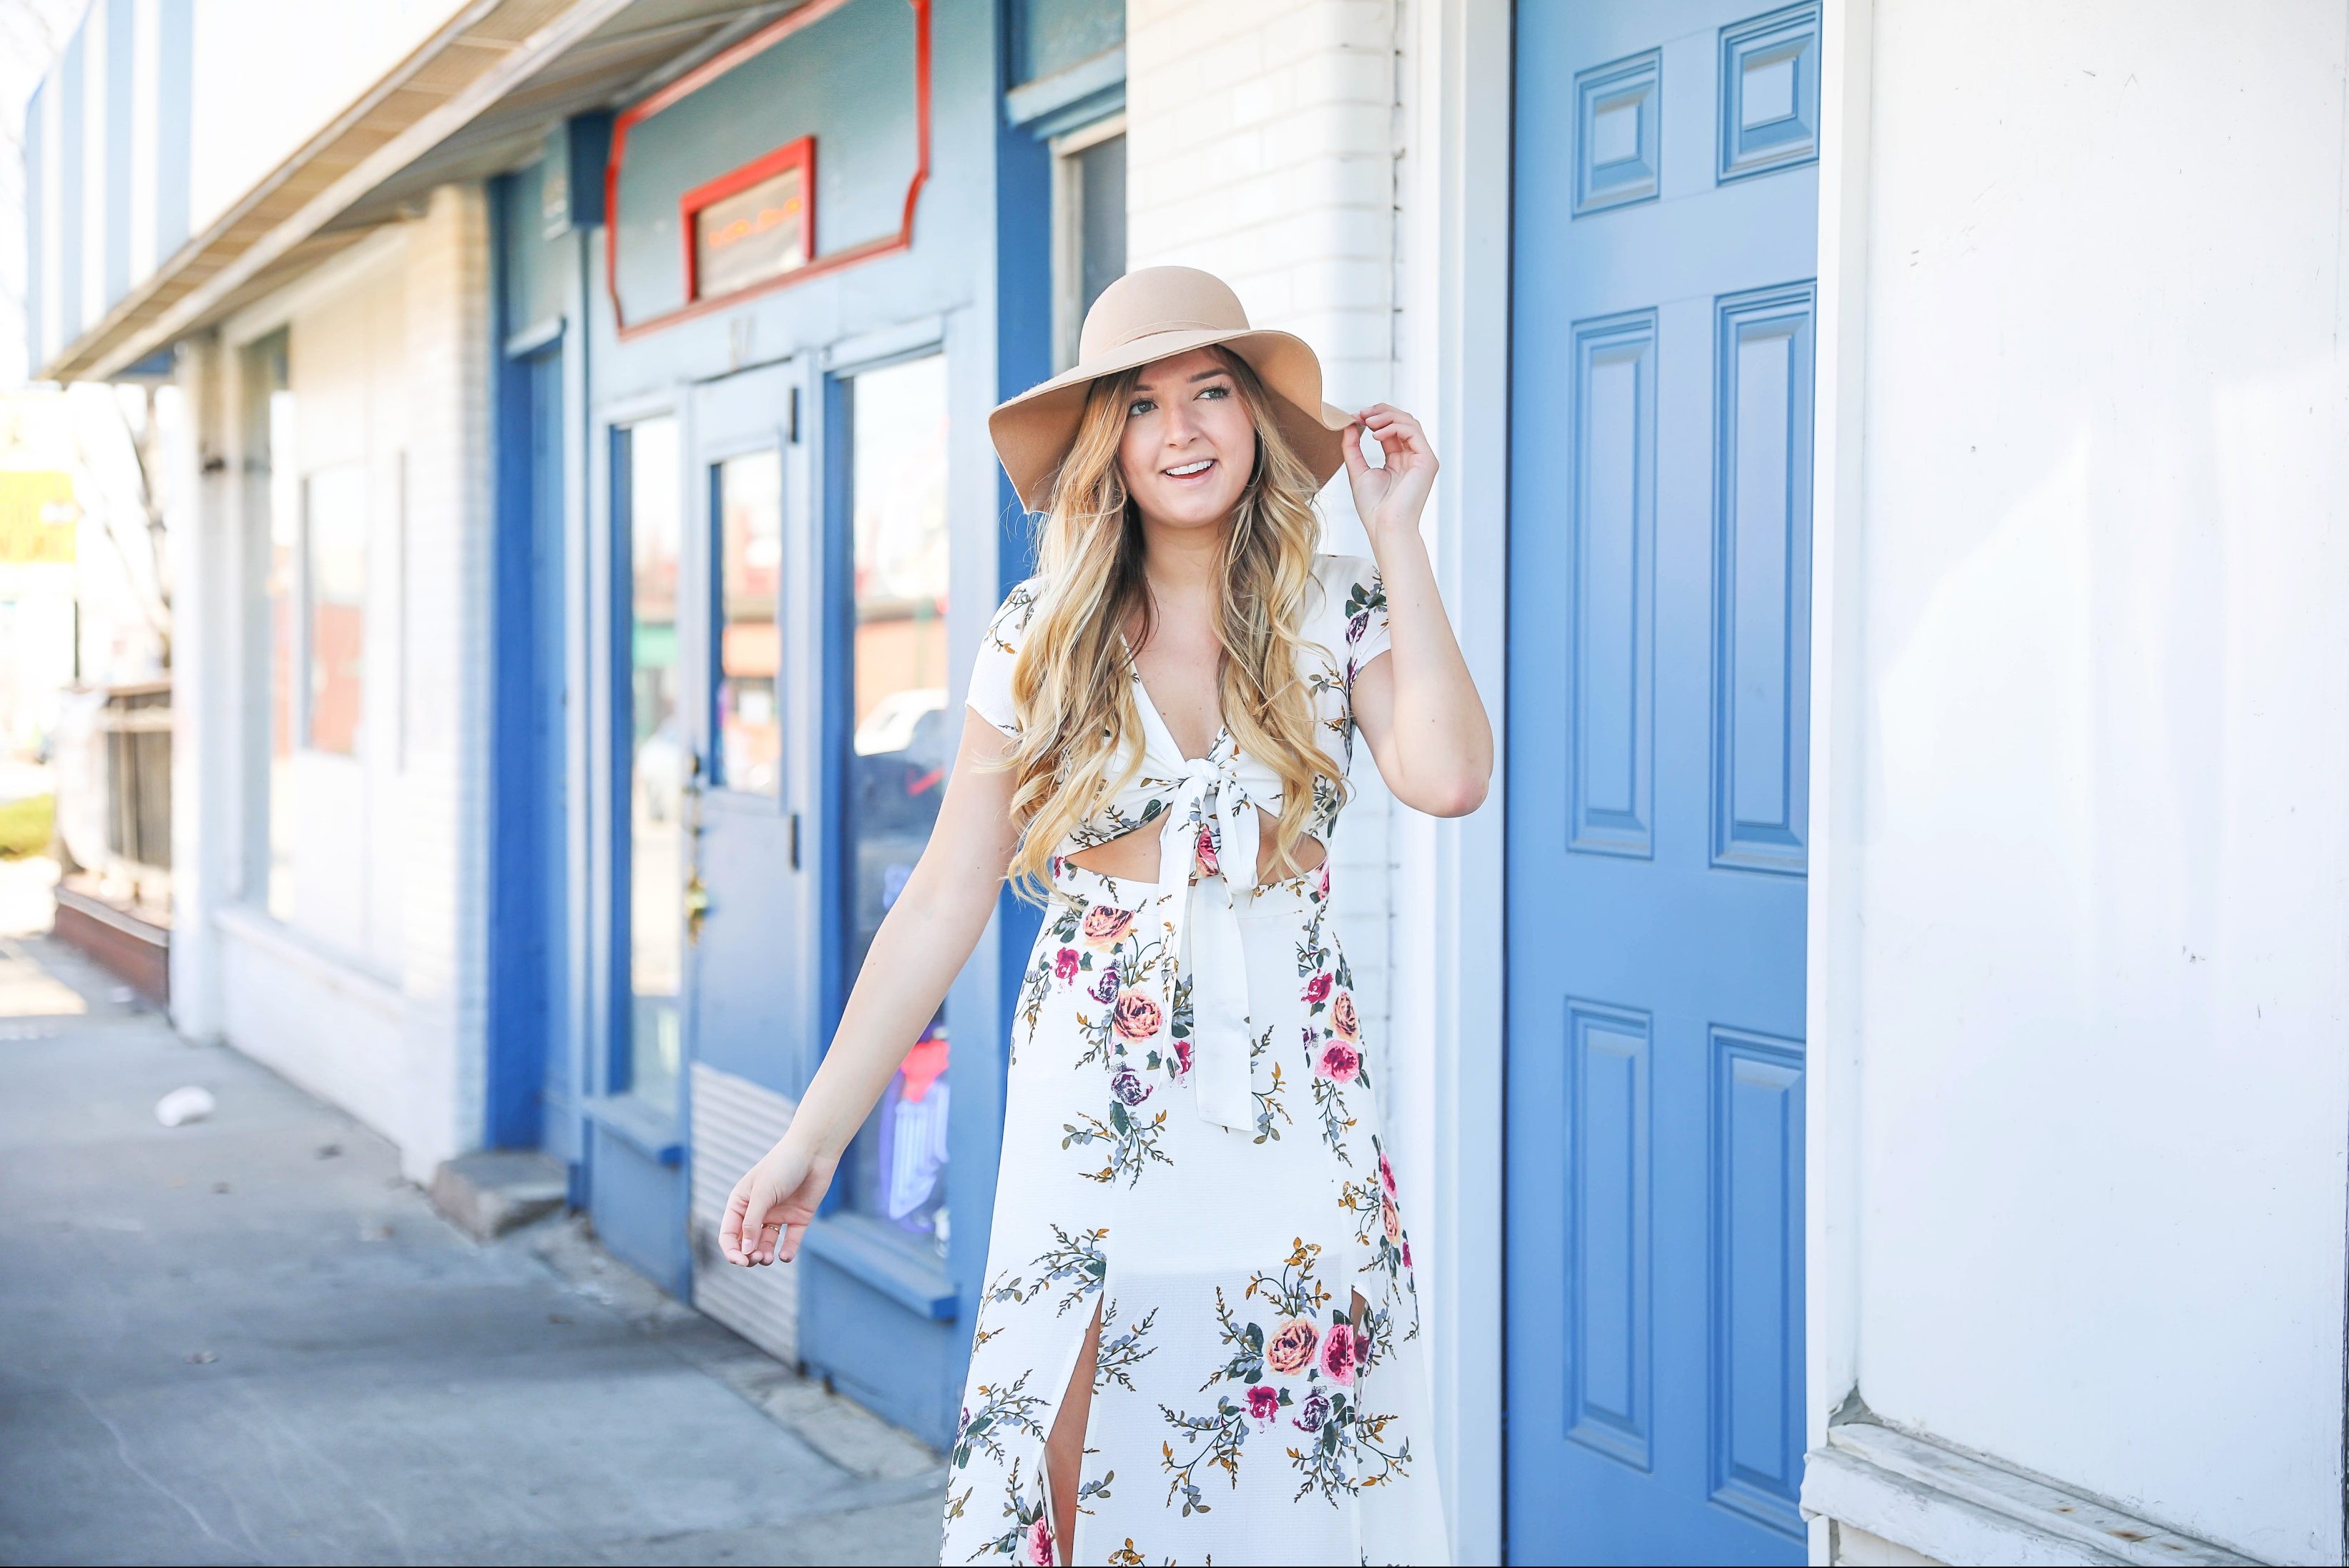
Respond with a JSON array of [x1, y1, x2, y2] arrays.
[[1157, 1239, 1416, 1512]]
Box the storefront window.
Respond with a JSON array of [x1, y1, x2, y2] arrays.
[[715, 449, 782, 793], [839, 353, 952, 1251], [302, 462, 366, 755], [623, 417, 685, 1113]]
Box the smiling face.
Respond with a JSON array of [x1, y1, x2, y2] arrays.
[[1115, 347, 1258, 532]]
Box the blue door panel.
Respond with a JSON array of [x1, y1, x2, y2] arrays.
[[1711, 288, 1813, 875], [1508, 1, 1818, 1562], [1710, 1029, 1804, 1532], [1566, 1000, 1652, 1469], [1566, 313, 1657, 858]]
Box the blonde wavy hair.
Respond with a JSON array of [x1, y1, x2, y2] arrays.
[[997, 348, 1343, 899]]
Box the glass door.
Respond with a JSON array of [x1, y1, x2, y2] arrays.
[[684, 360, 813, 1114]]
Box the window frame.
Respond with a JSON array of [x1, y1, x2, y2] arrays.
[[1048, 111, 1126, 371]]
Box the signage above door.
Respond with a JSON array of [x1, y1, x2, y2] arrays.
[[684, 137, 816, 305], [603, 0, 933, 339]]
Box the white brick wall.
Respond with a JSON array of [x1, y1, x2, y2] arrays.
[[1126, 0, 1407, 1071], [395, 182, 496, 1180]]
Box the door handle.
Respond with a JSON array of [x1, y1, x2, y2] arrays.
[[685, 871, 711, 943]]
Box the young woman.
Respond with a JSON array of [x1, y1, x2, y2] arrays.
[[720, 267, 1490, 1566]]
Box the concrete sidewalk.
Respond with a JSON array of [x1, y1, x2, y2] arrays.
[[0, 928, 946, 1567]]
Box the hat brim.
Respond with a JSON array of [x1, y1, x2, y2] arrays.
[[988, 325, 1352, 512]]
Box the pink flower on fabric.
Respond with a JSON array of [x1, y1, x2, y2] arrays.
[[1053, 948, 1079, 983], [1320, 1321, 1358, 1386], [1401, 1238, 1413, 1270], [1195, 824, 1220, 878], [1383, 1192, 1403, 1243], [1333, 990, 1359, 1041], [1081, 905, 1134, 948], [1021, 1516, 1054, 1566], [1112, 991, 1162, 1042], [1265, 1318, 1320, 1375], [1378, 1148, 1398, 1197], [1316, 1040, 1362, 1083], [1316, 863, 1332, 899], [1303, 972, 1333, 1004], [1172, 1037, 1194, 1081], [1246, 1383, 1281, 1425]]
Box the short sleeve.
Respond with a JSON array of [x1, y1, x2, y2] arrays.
[[1336, 557, 1392, 682], [966, 578, 1043, 738]]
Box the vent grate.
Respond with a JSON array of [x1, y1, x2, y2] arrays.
[[688, 1061, 800, 1367]]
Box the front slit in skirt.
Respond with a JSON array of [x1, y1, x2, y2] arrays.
[[940, 858, 1449, 1566]]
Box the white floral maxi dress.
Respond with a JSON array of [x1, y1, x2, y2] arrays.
[[941, 555, 1450, 1567]]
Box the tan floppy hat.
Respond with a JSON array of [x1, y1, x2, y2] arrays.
[[988, 265, 1354, 511]]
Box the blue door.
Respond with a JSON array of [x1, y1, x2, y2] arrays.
[[489, 340, 570, 1152], [1506, 3, 1818, 1562]]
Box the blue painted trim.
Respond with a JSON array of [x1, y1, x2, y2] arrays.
[[155, 0, 192, 256], [25, 83, 43, 373], [1003, 44, 1122, 127], [814, 368, 855, 1215], [104, 0, 130, 307], [980, 67, 1050, 1343], [546, 112, 612, 237], [580, 1092, 685, 1165], [800, 1214, 958, 1318], [58, 26, 83, 340], [506, 316, 566, 358], [604, 417, 641, 1099], [1024, 82, 1122, 142], [554, 220, 595, 1173]]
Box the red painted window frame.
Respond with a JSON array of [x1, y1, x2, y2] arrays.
[[680, 135, 817, 305], [604, 0, 932, 340]]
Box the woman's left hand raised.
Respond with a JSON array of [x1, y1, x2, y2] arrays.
[[1342, 403, 1439, 538]]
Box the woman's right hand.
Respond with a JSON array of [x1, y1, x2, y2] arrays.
[[719, 1139, 835, 1267]]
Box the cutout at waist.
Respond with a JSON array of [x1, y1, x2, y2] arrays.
[[1063, 809, 1328, 885]]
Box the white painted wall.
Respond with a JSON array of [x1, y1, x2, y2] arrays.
[[1387, 5, 1512, 1561], [179, 189, 494, 1185], [1822, 2, 2349, 1560]]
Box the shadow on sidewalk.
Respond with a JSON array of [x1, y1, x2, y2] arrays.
[[0, 934, 946, 1567]]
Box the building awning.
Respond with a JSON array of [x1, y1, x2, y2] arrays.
[[32, 0, 793, 381]]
